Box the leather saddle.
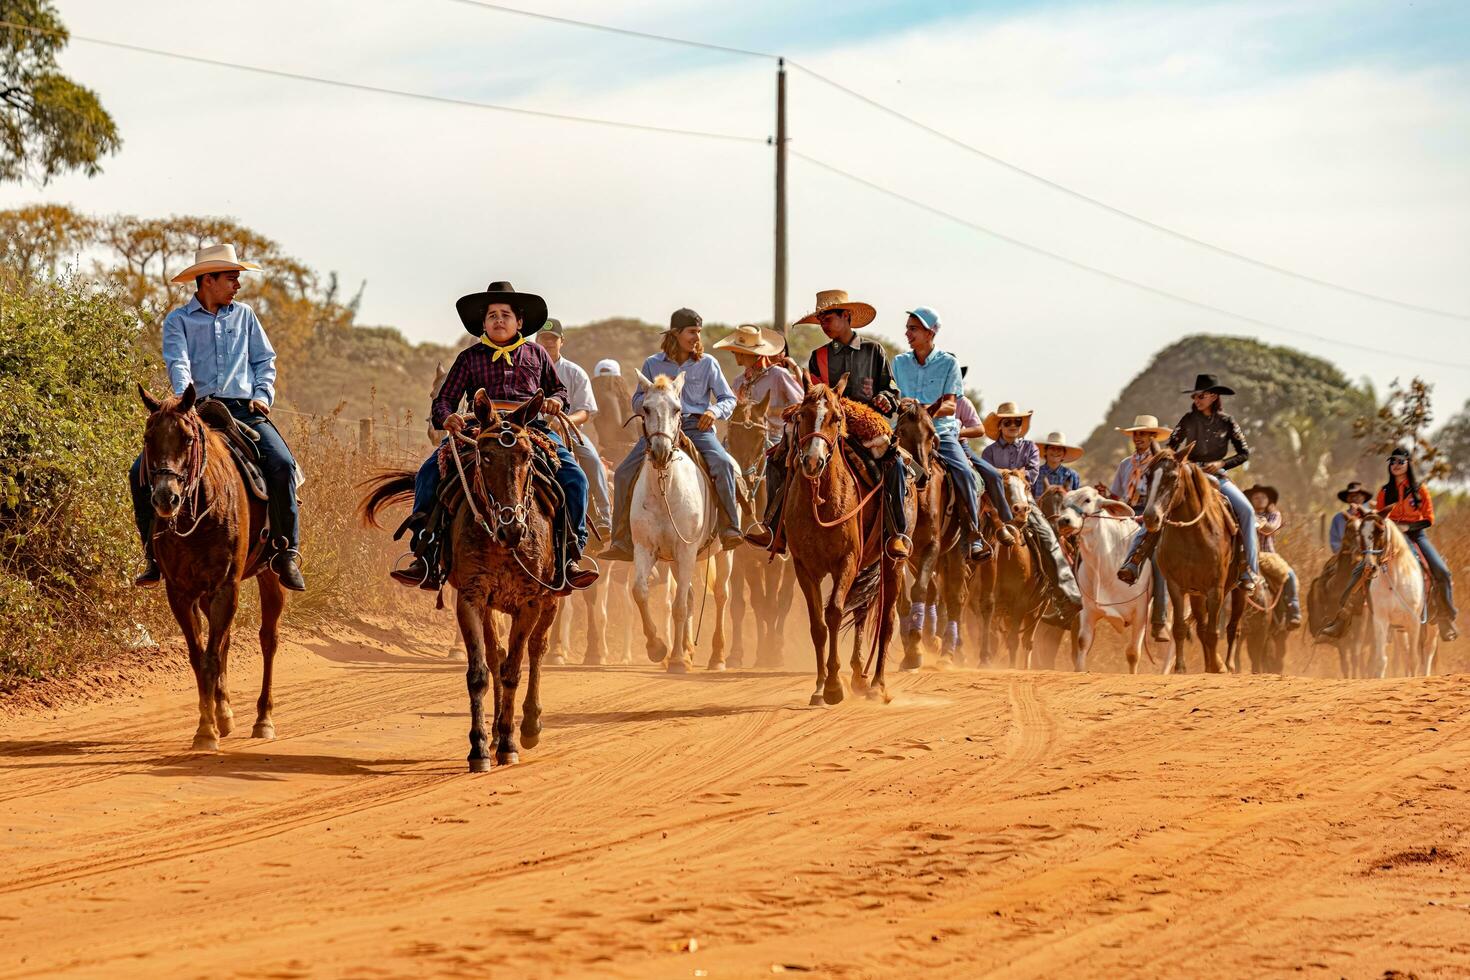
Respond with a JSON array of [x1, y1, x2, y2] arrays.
[[197, 400, 270, 502]]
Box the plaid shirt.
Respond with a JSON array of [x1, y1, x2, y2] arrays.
[[432, 339, 567, 429]]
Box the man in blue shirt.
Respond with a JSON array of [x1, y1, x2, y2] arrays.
[[128, 244, 306, 590], [601, 308, 743, 561], [892, 307, 988, 561], [1032, 432, 1083, 498]]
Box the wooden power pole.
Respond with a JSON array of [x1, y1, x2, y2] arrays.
[[774, 58, 788, 338]]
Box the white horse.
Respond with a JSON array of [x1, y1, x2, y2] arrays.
[[1054, 485, 1170, 674], [629, 372, 732, 672], [1360, 512, 1437, 678]]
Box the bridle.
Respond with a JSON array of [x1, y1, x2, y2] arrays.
[[1148, 456, 1209, 529], [143, 410, 214, 538], [452, 426, 534, 539]]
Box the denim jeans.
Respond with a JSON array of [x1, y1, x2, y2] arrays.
[[611, 416, 742, 551]]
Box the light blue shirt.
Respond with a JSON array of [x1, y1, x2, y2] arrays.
[[632, 351, 737, 421], [892, 348, 963, 435], [162, 297, 277, 405]]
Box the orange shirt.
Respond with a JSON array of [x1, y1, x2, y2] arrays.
[[1375, 478, 1434, 526]]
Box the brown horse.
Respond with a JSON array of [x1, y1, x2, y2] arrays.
[[360, 391, 561, 770], [1141, 444, 1246, 674], [1029, 484, 1081, 670], [725, 393, 796, 669], [892, 399, 968, 670], [138, 383, 285, 751], [981, 468, 1047, 668], [1308, 509, 1369, 677], [785, 380, 904, 705]]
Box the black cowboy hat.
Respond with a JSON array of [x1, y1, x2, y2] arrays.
[[1182, 373, 1235, 396], [1244, 484, 1278, 506], [1388, 446, 1413, 461], [1337, 480, 1371, 503], [455, 281, 549, 337]]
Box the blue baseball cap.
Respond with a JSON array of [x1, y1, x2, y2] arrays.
[[906, 306, 941, 332]]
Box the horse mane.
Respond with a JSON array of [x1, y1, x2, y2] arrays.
[[649, 375, 677, 393]]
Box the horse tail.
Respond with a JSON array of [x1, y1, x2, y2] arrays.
[[840, 559, 885, 633], [358, 469, 417, 528]]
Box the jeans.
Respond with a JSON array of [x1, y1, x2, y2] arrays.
[[414, 421, 589, 554], [963, 448, 1015, 523], [571, 436, 611, 529], [130, 398, 300, 551], [1216, 474, 1259, 576], [611, 416, 742, 551], [1406, 528, 1458, 619], [1131, 504, 1169, 626], [933, 431, 981, 532]]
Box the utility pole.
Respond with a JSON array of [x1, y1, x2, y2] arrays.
[[773, 57, 787, 339]]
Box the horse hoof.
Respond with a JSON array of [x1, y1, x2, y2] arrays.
[[496, 751, 519, 766], [215, 713, 234, 737], [520, 730, 540, 750], [546, 653, 567, 666], [823, 684, 845, 706], [251, 723, 275, 740], [851, 675, 869, 694], [809, 693, 825, 706], [706, 660, 726, 672], [899, 654, 922, 673], [666, 659, 689, 675], [866, 685, 884, 701], [647, 640, 668, 663], [190, 735, 219, 753], [583, 653, 604, 666], [468, 756, 491, 773]]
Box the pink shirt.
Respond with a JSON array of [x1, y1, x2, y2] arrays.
[[955, 396, 981, 429]]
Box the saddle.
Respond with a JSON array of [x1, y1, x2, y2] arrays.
[[196, 400, 269, 502]]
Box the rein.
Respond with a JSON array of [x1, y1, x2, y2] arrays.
[[145, 411, 215, 539], [450, 428, 568, 593]]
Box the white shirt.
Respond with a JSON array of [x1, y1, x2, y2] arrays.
[[552, 355, 597, 417]]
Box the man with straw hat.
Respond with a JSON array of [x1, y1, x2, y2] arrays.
[[1108, 413, 1173, 640], [980, 400, 1082, 627], [745, 289, 911, 560], [129, 244, 306, 591], [1032, 432, 1083, 499]]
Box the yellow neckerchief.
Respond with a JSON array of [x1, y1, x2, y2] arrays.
[[481, 332, 528, 363]]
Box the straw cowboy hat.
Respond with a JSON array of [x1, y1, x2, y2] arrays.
[[795, 289, 876, 329], [1183, 373, 1235, 396], [1244, 484, 1279, 506], [712, 323, 785, 357], [1035, 431, 1084, 464], [1336, 480, 1371, 503], [982, 401, 1033, 440], [170, 243, 262, 284], [1115, 414, 1172, 439], [455, 280, 549, 337]]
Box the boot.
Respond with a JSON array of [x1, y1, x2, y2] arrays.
[[885, 533, 912, 562], [272, 549, 307, 592], [134, 555, 162, 588], [1118, 530, 1155, 586], [968, 533, 992, 562], [563, 558, 599, 592], [1439, 620, 1459, 642]]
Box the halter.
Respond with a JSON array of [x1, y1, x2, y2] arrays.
[[1149, 458, 1210, 529], [143, 409, 214, 538]]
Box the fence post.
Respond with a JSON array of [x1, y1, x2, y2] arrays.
[[359, 418, 373, 455]]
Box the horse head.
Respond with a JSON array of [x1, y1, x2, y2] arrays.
[[469, 389, 543, 548], [1359, 510, 1391, 578], [1140, 443, 1191, 533], [636, 371, 685, 469], [893, 398, 937, 477], [727, 391, 771, 474], [999, 469, 1032, 524], [793, 383, 846, 480], [138, 382, 205, 521]]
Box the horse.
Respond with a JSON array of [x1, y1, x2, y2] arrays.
[[1359, 511, 1438, 678], [590, 371, 638, 463], [360, 391, 561, 770], [1028, 485, 1082, 670], [137, 383, 286, 752], [1240, 552, 1294, 674], [549, 456, 628, 666], [1053, 485, 1162, 674], [627, 373, 733, 673], [725, 393, 796, 669], [980, 469, 1047, 669], [1308, 512, 1370, 678], [892, 399, 969, 670], [785, 379, 904, 705], [1140, 444, 1245, 674]]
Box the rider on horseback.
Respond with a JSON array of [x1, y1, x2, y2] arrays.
[[392, 281, 597, 592], [1330, 481, 1371, 554], [129, 244, 306, 592], [1317, 447, 1459, 642], [601, 308, 746, 561], [715, 323, 803, 446], [744, 289, 911, 561], [1246, 484, 1302, 630], [891, 307, 989, 562], [1118, 374, 1262, 594], [979, 402, 1084, 627], [1032, 432, 1083, 498], [1108, 414, 1173, 641]]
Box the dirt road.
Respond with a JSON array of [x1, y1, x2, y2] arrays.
[[3, 618, 1468, 978]]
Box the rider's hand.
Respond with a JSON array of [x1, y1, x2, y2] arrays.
[[248, 399, 271, 417], [444, 414, 465, 435], [543, 397, 564, 416], [697, 410, 717, 432], [873, 393, 894, 414], [1202, 461, 1223, 475]]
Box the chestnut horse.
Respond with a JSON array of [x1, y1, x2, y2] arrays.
[[360, 391, 561, 770], [1141, 444, 1245, 674], [137, 383, 285, 751], [981, 469, 1047, 668], [726, 393, 796, 669], [785, 381, 904, 705]]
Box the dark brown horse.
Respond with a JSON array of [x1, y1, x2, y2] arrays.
[[981, 468, 1047, 668], [361, 391, 561, 770], [1028, 484, 1081, 670], [1308, 509, 1368, 677], [785, 380, 905, 705], [892, 399, 968, 670], [138, 383, 285, 751], [1141, 444, 1245, 674], [725, 393, 796, 669]]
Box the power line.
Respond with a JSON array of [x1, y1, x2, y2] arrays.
[[435, 1, 1470, 322], [0, 20, 764, 145], [791, 150, 1470, 373]]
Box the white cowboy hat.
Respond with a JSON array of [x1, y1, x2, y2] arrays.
[[170, 243, 263, 284], [593, 358, 621, 378], [982, 401, 1033, 441], [1115, 414, 1172, 439], [712, 323, 785, 357], [794, 288, 877, 329], [1035, 431, 1084, 463]]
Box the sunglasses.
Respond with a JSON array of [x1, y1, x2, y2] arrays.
[[1389, 458, 1408, 466], [1000, 419, 1024, 428]]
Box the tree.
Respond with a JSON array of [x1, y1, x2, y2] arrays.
[[1435, 400, 1470, 483], [0, 1, 121, 185], [0, 200, 92, 283], [1355, 376, 1452, 481]]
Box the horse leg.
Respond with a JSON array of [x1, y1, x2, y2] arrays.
[[630, 550, 667, 664], [196, 583, 238, 749], [708, 553, 731, 671], [771, 559, 797, 667], [582, 580, 607, 666], [1075, 610, 1095, 672], [728, 561, 749, 669], [798, 570, 828, 706], [252, 572, 285, 739], [456, 592, 492, 772], [496, 611, 530, 765], [1201, 591, 1224, 673], [868, 558, 900, 701], [546, 601, 569, 667], [213, 629, 234, 739], [1164, 586, 1187, 674], [166, 587, 215, 751], [521, 598, 556, 750], [1225, 589, 1246, 674], [667, 552, 694, 674]]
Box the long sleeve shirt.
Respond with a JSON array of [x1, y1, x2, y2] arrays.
[[736, 364, 803, 420], [162, 297, 277, 405], [1167, 409, 1250, 470], [981, 437, 1040, 485], [1376, 479, 1435, 527], [432, 339, 566, 429], [552, 356, 597, 418], [1330, 511, 1349, 553], [1256, 508, 1282, 553], [1109, 451, 1154, 508], [632, 351, 737, 421], [806, 334, 896, 408], [892, 349, 963, 436], [1033, 463, 1080, 499]]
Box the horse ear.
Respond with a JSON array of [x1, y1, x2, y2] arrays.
[[138, 383, 162, 413], [800, 368, 812, 394], [755, 391, 771, 418], [1177, 440, 1195, 462], [178, 383, 196, 413], [473, 388, 497, 427], [671, 372, 687, 397], [834, 372, 849, 398], [508, 391, 544, 428], [634, 369, 654, 390]]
